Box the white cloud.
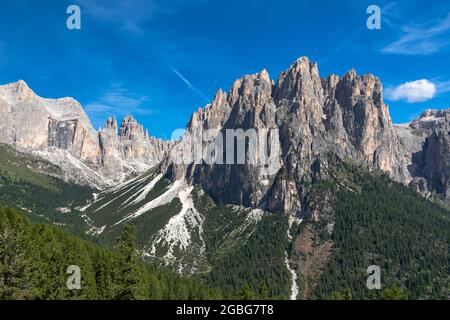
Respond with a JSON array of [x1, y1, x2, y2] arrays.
[[382, 14, 450, 55], [385, 80, 437, 103]]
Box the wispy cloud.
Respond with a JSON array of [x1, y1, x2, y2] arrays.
[[381, 2, 402, 28], [385, 79, 436, 103], [77, 0, 158, 33], [436, 80, 450, 93], [77, 0, 206, 33], [382, 13, 450, 55], [85, 84, 156, 128], [171, 68, 209, 102]]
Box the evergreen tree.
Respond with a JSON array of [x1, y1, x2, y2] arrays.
[[258, 281, 269, 300], [239, 284, 257, 300], [0, 207, 223, 300], [116, 224, 147, 300], [0, 208, 30, 299], [380, 286, 408, 300]]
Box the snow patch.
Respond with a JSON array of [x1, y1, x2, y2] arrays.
[[33, 148, 108, 189], [125, 174, 163, 205], [147, 185, 206, 263], [115, 180, 186, 225]]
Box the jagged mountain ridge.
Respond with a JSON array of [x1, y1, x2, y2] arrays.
[[163, 56, 449, 216], [0, 56, 449, 211], [0, 56, 449, 299], [0, 80, 172, 188]]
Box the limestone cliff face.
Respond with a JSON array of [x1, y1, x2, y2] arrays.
[[396, 109, 450, 200], [0, 80, 171, 188], [0, 80, 99, 163], [119, 115, 171, 165], [164, 70, 280, 208], [99, 115, 173, 180], [266, 58, 407, 215], [162, 57, 421, 216]]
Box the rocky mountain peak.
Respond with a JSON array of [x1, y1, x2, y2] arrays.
[[122, 114, 138, 123], [15, 79, 33, 95], [344, 68, 357, 80], [259, 68, 271, 83], [187, 89, 231, 132], [104, 116, 118, 132], [0, 79, 37, 103], [420, 108, 450, 121], [0, 82, 173, 188], [274, 56, 323, 106], [409, 108, 450, 132], [166, 55, 417, 216], [119, 115, 147, 142], [2, 56, 449, 210]]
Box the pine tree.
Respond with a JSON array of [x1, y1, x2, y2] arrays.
[[94, 248, 117, 299], [239, 284, 257, 300], [0, 208, 30, 299], [380, 285, 408, 300], [116, 224, 147, 300], [258, 281, 269, 300]]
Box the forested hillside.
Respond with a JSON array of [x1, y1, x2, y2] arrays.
[[0, 207, 223, 300], [0, 144, 94, 236], [294, 157, 450, 300], [1, 144, 449, 300]]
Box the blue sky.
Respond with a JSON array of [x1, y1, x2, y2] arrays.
[[0, 0, 449, 138]]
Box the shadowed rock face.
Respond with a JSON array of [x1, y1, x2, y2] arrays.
[[0, 80, 171, 188], [396, 109, 450, 200], [163, 57, 448, 216]]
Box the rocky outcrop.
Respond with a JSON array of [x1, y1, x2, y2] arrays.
[[99, 115, 173, 181], [266, 58, 408, 215], [162, 57, 449, 216], [0, 80, 100, 165], [0, 80, 171, 188], [164, 70, 280, 208], [395, 109, 450, 200], [119, 115, 171, 166]]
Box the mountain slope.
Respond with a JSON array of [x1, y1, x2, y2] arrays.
[[0, 206, 223, 300], [291, 156, 450, 299], [0, 56, 449, 300], [0, 144, 94, 235], [79, 170, 292, 298]]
